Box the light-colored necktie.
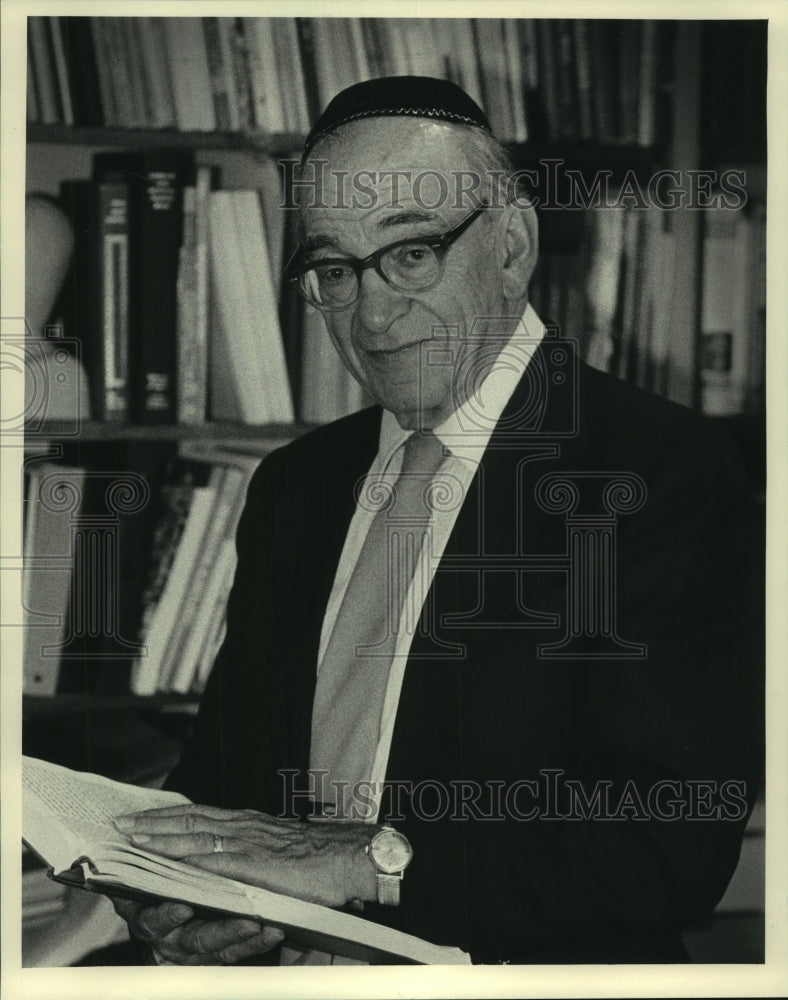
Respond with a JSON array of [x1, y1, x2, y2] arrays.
[[310, 431, 447, 817]]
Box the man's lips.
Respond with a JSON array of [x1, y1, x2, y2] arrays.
[[364, 340, 424, 358]]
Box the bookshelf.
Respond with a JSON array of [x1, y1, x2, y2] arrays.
[[23, 15, 767, 670], [20, 12, 767, 967], [23, 16, 767, 694]]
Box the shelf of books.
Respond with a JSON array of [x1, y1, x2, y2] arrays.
[[22, 16, 766, 709]]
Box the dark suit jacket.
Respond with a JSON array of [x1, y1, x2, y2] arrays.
[[167, 339, 762, 963]]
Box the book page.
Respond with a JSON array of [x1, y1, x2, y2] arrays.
[[22, 756, 469, 964], [22, 756, 189, 871]]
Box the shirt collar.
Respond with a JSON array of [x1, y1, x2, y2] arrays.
[[378, 303, 546, 467]]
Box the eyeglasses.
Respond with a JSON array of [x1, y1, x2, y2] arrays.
[[284, 204, 489, 312]]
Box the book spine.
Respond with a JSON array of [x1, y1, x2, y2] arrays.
[[268, 19, 303, 132], [124, 17, 156, 128], [534, 20, 559, 142], [27, 49, 40, 123], [62, 17, 104, 127], [28, 17, 61, 124], [99, 183, 131, 420], [502, 18, 528, 143], [164, 17, 217, 132], [48, 17, 75, 125], [619, 21, 641, 145], [554, 19, 579, 141], [90, 18, 118, 126], [572, 20, 594, 142], [360, 19, 386, 80], [166, 466, 242, 693], [202, 16, 233, 132], [745, 204, 766, 415], [244, 17, 284, 132], [699, 208, 747, 416], [208, 191, 271, 424], [137, 17, 177, 129], [637, 20, 657, 148], [346, 18, 371, 81], [132, 474, 195, 695], [295, 18, 321, 125], [94, 151, 193, 423], [102, 17, 138, 127], [176, 172, 209, 425], [135, 487, 215, 694], [24, 463, 86, 696], [228, 18, 253, 131], [229, 190, 294, 422], [591, 20, 620, 144], [59, 179, 130, 421]]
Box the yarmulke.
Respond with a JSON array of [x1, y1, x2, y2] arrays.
[[302, 76, 491, 158]]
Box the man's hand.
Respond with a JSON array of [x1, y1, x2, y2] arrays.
[[113, 804, 378, 910], [112, 897, 285, 965]]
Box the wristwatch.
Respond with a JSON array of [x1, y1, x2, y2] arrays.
[[366, 825, 413, 906]]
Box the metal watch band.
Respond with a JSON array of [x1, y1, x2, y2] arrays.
[[376, 872, 402, 906]]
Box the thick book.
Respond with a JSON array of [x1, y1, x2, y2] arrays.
[[699, 207, 750, 416], [208, 191, 272, 424], [59, 16, 104, 127], [229, 189, 294, 423], [176, 166, 211, 425], [23, 462, 86, 696], [48, 17, 75, 125], [133, 468, 215, 696], [202, 16, 235, 132], [28, 17, 61, 124], [244, 17, 286, 133], [163, 17, 217, 132], [137, 17, 177, 129], [60, 179, 131, 421], [132, 460, 198, 693], [273, 18, 310, 133], [23, 756, 469, 966], [94, 151, 194, 424], [102, 17, 138, 128], [89, 18, 118, 126]]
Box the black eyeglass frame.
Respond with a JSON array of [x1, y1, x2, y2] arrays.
[[283, 204, 490, 311]]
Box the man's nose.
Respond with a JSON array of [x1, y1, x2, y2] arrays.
[[355, 267, 411, 334]]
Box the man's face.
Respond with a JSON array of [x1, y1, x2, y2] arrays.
[[299, 119, 514, 429]]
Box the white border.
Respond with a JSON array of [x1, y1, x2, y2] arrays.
[[2, 2, 786, 998]]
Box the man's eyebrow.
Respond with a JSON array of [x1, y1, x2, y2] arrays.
[[302, 234, 341, 253], [301, 211, 441, 255], [378, 210, 440, 230]]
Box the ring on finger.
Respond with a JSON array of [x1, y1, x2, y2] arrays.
[[212, 834, 224, 854]]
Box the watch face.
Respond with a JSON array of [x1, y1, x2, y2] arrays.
[[370, 829, 413, 874]]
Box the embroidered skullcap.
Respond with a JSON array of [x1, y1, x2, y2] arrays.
[[302, 76, 491, 159]]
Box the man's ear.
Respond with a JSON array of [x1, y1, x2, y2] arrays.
[[500, 204, 538, 302]]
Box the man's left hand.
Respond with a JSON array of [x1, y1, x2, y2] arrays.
[[114, 804, 377, 909]]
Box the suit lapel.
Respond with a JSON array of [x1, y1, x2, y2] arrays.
[[387, 335, 589, 779]]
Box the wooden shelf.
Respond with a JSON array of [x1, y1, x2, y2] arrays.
[[506, 140, 659, 171], [26, 420, 312, 444], [27, 124, 659, 172], [27, 123, 306, 156], [23, 692, 199, 715]]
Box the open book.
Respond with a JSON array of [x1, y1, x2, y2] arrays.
[[22, 756, 468, 965]]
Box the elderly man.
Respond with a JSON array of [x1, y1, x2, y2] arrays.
[[113, 78, 759, 965]]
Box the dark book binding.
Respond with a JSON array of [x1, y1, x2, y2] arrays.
[[60, 179, 131, 421], [60, 16, 104, 127], [93, 151, 194, 423]]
